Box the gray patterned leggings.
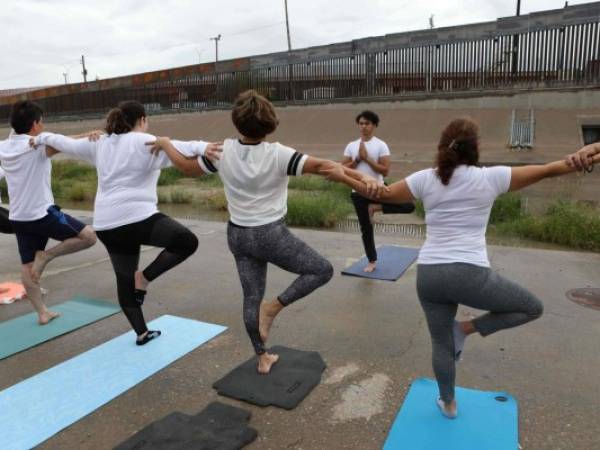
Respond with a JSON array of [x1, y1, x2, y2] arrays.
[[416, 263, 544, 403], [227, 219, 334, 354]]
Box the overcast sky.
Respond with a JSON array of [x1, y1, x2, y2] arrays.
[[0, 0, 594, 89]]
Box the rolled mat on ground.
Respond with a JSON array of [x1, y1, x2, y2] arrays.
[[113, 401, 257, 450], [383, 378, 518, 450], [0, 281, 26, 305], [0, 296, 120, 360], [0, 315, 227, 450], [341, 245, 419, 281], [213, 346, 326, 410]]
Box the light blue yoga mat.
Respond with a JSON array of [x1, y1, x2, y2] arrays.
[[0, 315, 227, 450], [0, 296, 120, 360], [383, 378, 518, 450], [342, 245, 419, 281]]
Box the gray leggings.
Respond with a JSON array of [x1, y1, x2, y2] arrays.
[[416, 263, 544, 403], [227, 219, 334, 354]]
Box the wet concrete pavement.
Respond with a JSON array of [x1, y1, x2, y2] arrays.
[[1, 216, 599, 450]]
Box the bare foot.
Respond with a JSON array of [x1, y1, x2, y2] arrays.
[[31, 250, 52, 282], [134, 271, 149, 291], [257, 352, 279, 374], [368, 204, 381, 224], [259, 300, 283, 343], [38, 310, 60, 325], [363, 262, 377, 273], [437, 398, 458, 419]]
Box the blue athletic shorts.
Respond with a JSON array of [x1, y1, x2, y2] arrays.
[[10, 205, 86, 264]]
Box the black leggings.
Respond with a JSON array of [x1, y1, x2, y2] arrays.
[[96, 213, 198, 335], [227, 219, 334, 354], [0, 207, 13, 234], [350, 192, 415, 262]]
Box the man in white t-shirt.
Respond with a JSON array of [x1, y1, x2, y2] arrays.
[[342, 110, 414, 273], [0, 101, 97, 325]]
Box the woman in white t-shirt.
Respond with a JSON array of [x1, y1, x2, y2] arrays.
[[148, 90, 382, 374], [327, 117, 600, 419], [34, 101, 216, 345]]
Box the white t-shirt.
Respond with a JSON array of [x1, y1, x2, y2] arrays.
[[406, 165, 512, 267], [192, 139, 308, 227], [0, 134, 54, 221], [35, 132, 206, 231], [343, 136, 390, 183]]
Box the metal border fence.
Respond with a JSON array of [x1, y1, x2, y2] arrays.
[[1, 2, 600, 120]]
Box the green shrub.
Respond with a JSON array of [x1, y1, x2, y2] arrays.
[[196, 174, 223, 187], [158, 167, 185, 186], [169, 188, 193, 204], [490, 193, 523, 224], [497, 200, 600, 251], [286, 191, 353, 228]]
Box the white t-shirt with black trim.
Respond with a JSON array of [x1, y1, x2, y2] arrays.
[[0, 134, 54, 221], [406, 165, 512, 268], [35, 132, 207, 231], [343, 136, 390, 183], [195, 138, 308, 227]]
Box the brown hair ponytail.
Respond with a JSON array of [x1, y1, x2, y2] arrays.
[[436, 118, 480, 185], [105, 100, 146, 135]]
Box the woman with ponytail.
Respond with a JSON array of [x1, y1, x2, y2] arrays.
[[33, 100, 219, 345], [325, 117, 600, 419]]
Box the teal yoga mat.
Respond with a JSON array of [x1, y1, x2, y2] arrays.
[[0, 296, 120, 360], [0, 315, 227, 450], [383, 378, 518, 450]]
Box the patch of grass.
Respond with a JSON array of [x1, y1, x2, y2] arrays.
[[201, 190, 228, 210], [490, 193, 522, 224], [288, 175, 350, 196], [51, 160, 97, 199], [496, 200, 600, 251], [196, 174, 223, 187], [170, 188, 193, 204], [158, 167, 185, 186], [157, 189, 170, 204], [286, 190, 353, 228], [65, 181, 96, 201]]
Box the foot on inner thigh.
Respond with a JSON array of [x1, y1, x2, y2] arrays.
[[363, 261, 377, 273], [437, 398, 458, 419], [259, 300, 283, 343], [368, 203, 382, 224], [31, 251, 52, 282], [257, 352, 279, 374], [38, 310, 60, 325]]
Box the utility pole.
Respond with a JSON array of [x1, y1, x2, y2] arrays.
[[80, 55, 88, 83], [210, 35, 221, 106], [284, 0, 292, 51], [511, 0, 521, 75], [429, 14, 435, 29], [210, 34, 222, 63], [62, 72, 68, 84]]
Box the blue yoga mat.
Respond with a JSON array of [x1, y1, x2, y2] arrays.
[[0, 296, 120, 360], [0, 315, 227, 450], [383, 378, 518, 450], [341, 245, 419, 281]]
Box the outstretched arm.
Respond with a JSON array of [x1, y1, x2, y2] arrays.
[[33, 132, 98, 163], [306, 157, 391, 198], [147, 137, 205, 176], [509, 151, 600, 192]]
